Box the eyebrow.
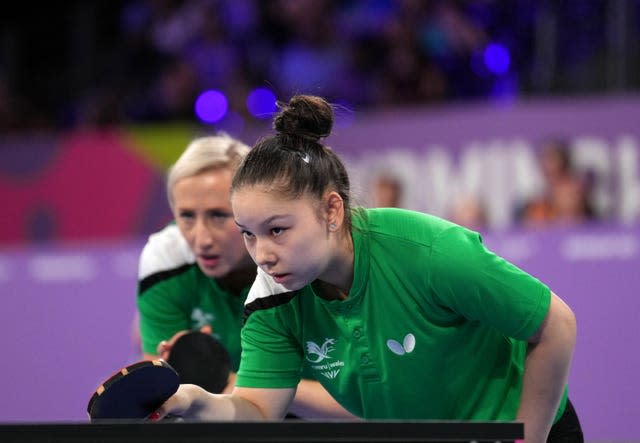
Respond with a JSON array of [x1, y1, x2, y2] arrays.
[[175, 205, 229, 211], [177, 207, 231, 215], [234, 214, 289, 229]]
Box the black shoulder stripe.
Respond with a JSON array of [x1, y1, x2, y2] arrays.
[[138, 263, 196, 294], [244, 291, 298, 322]]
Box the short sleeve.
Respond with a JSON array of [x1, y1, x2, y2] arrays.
[[429, 226, 550, 340], [136, 231, 194, 355], [236, 308, 303, 389]]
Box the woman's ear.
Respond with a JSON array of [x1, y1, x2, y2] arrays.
[[325, 191, 344, 231]]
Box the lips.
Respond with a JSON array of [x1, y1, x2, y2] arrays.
[[270, 273, 290, 284], [198, 254, 220, 268]]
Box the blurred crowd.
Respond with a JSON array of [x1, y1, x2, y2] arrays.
[[370, 137, 601, 231], [1, 0, 638, 132]]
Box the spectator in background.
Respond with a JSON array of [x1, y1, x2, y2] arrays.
[[449, 194, 487, 232], [370, 173, 404, 208], [265, 0, 351, 103], [517, 138, 596, 227], [136, 133, 353, 418]]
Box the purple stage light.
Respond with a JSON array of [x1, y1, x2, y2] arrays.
[[246, 88, 277, 119], [195, 90, 228, 124], [483, 43, 510, 75]]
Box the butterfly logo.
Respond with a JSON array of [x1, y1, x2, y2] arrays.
[[386, 333, 416, 356]]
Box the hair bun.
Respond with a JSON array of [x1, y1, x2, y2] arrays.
[[273, 95, 334, 142]]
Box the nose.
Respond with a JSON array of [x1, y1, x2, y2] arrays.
[[193, 219, 214, 251], [254, 237, 275, 268]]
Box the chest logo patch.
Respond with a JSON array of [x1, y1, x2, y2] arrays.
[[305, 338, 345, 379], [387, 333, 416, 356], [305, 338, 336, 363], [191, 308, 214, 328]]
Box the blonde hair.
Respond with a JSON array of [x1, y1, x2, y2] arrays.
[[167, 133, 250, 210]]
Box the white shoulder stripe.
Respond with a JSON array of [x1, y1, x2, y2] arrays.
[[245, 267, 290, 306], [138, 224, 195, 280]]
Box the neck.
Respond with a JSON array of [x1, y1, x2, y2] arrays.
[[313, 280, 349, 301], [316, 230, 354, 300], [216, 258, 256, 296]]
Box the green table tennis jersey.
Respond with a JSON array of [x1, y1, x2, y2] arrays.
[[237, 208, 567, 420], [137, 224, 248, 371]]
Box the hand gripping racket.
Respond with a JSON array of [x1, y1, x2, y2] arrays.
[[87, 359, 179, 421]]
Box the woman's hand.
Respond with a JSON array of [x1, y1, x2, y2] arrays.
[[150, 384, 215, 421], [155, 325, 213, 361], [150, 385, 295, 421]]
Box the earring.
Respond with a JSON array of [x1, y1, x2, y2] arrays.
[[329, 223, 337, 231]]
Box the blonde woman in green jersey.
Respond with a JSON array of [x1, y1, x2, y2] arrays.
[[153, 97, 582, 443]]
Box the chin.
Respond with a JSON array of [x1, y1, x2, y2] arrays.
[[281, 282, 298, 291], [282, 278, 310, 292], [199, 265, 227, 279]]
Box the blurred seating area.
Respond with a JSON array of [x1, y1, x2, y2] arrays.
[[1, 0, 639, 131]]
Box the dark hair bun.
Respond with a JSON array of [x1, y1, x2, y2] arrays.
[[273, 95, 334, 142]]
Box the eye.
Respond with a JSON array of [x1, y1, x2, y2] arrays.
[[241, 230, 255, 239], [207, 210, 232, 222], [271, 227, 286, 237], [178, 211, 195, 221]]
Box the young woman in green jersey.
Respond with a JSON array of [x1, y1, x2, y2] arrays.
[[137, 133, 352, 418], [152, 97, 582, 443]]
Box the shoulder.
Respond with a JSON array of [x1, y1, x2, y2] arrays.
[[353, 207, 460, 246], [244, 268, 299, 319], [138, 223, 195, 280]]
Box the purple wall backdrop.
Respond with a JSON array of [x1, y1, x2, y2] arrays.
[[324, 95, 640, 151], [0, 226, 638, 441], [485, 224, 640, 442], [320, 95, 640, 227], [0, 241, 144, 424]]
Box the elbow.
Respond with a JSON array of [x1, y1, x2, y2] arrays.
[[546, 292, 578, 353], [558, 296, 577, 346]]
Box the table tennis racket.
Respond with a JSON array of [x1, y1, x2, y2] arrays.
[[87, 359, 179, 421]]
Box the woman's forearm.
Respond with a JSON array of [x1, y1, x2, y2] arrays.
[[289, 379, 358, 419], [516, 293, 577, 443], [155, 384, 295, 421]]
